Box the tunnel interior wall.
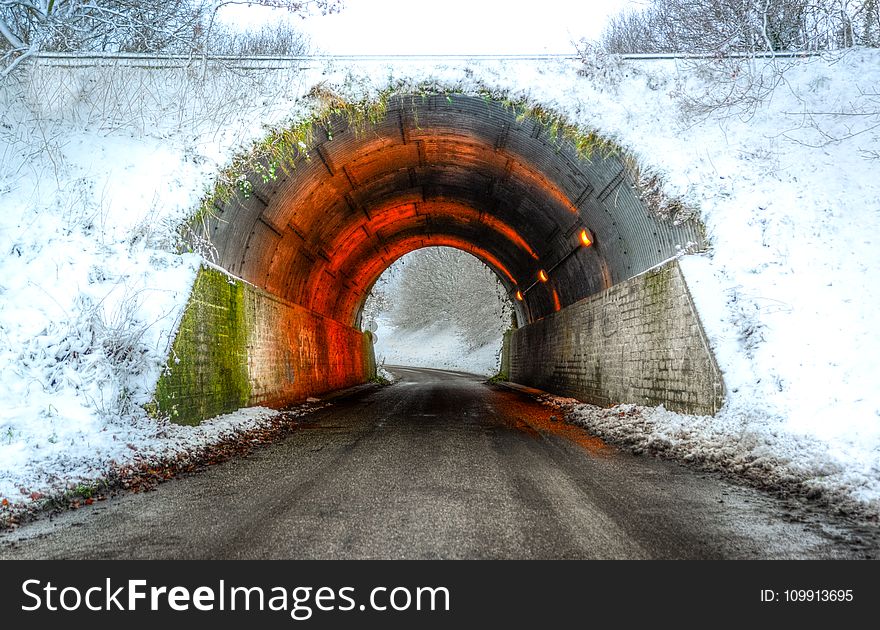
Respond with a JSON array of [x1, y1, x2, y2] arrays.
[[153, 266, 375, 425], [508, 259, 724, 416]]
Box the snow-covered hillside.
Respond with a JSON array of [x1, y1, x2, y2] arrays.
[[1, 51, 878, 517]]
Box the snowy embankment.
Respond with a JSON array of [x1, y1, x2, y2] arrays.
[[0, 62, 309, 517], [545, 398, 877, 516], [0, 51, 879, 520]]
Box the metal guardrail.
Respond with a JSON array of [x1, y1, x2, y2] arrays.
[[27, 50, 826, 67], [32, 52, 580, 62]]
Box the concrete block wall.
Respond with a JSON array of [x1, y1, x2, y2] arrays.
[[508, 259, 724, 415], [153, 266, 376, 425]]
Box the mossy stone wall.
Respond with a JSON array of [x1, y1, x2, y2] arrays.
[[154, 266, 375, 425], [499, 329, 513, 380]]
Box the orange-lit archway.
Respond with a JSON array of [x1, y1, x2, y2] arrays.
[[203, 93, 703, 331], [158, 90, 723, 425]]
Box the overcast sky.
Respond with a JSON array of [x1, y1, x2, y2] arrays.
[[220, 0, 640, 55]]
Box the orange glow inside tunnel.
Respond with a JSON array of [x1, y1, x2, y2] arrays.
[[580, 228, 593, 247], [353, 234, 517, 286], [339, 134, 580, 218], [300, 223, 528, 325], [552, 288, 561, 312], [201, 93, 706, 338], [323, 200, 541, 264], [296, 197, 545, 324], [245, 101, 610, 328]]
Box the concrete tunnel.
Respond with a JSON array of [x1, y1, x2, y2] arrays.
[[153, 92, 724, 425]]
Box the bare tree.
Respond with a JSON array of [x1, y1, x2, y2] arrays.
[[369, 247, 513, 352], [198, 1, 340, 59], [1, 1, 202, 75], [861, 0, 880, 45], [600, 0, 879, 54], [594, 1, 879, 120], [0, 0, 342, 77]]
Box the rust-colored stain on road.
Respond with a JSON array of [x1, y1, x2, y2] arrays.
[[491, 386, 610, 456]]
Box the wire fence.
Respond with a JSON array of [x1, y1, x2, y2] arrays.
[[26, 49, 825, 69]]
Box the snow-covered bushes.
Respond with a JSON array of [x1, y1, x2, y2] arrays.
[[0, 1, 334, 76], [16, 291, 155, 418], [386, 247, 512, 350], [600, 0, 880, 54]]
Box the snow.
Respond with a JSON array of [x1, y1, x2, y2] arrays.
[[376, 365, 398, 383], [374, 319, 502, 376], [552, 399, 880, 515], [365, 247, 511, 377], [0, 62, 309, 509], [1, 49, 879, 517]]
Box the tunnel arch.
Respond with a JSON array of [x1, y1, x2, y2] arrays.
[[199, 90, 705, 331], [157, 87, 723, 425]]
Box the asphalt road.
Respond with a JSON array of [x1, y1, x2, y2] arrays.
[[0, 367, 874, 559]]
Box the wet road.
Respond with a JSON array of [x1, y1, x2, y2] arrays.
[[0, 367, 874, 559]]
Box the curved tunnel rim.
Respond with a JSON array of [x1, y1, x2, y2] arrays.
[[194, 84, 707, 332]]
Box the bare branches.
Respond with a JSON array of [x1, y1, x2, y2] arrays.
[[600, 1, 880, 54], [782, 86, 880, 155], [0, 13, 25, 49], [366, 247, 513, 352], [592, 2, 879, 151], [0, 0, 340, 77], [594, 1, 879, 121]]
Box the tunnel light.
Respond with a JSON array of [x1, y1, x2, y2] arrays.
[[579, 228, 593, 247], [515, 290, 524, 301], [538, 269, 549, 283]]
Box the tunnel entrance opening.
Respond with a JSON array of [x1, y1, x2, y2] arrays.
[[155, 87, 722, 425], [362, 246, 515, 377]]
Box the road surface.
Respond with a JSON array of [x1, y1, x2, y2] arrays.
[[0, 367, 875, 559]]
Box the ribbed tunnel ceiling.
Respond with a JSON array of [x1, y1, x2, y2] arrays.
[[205, 93, 704, 327]]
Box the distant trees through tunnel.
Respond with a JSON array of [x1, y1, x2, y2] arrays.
[[362, 247, 514, 376]]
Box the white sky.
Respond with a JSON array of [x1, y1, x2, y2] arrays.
[[220, 0, 640, 55]]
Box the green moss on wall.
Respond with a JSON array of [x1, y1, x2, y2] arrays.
[[500, 329, 513, 380], [644, 265, 671, 303], [362, 331, 377, 380], [153, 267, 251, 425], [152, 266, 376, 426]]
